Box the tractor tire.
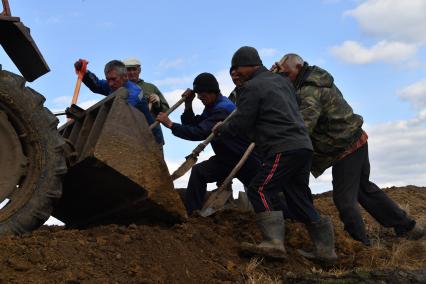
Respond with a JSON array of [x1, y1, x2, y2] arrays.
[[0, 70, 66, 235]]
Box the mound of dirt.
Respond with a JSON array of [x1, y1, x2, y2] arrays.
[[0, 186, 425, 283]]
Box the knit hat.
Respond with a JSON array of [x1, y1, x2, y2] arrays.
[[193, 73, 220, 93], [231, 46, 262, 68]]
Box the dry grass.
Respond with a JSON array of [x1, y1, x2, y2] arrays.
[[242, 258, 282, 284], [310, 266, 352, 277]]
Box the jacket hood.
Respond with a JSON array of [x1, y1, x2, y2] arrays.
[[304, 65, 334, 88]]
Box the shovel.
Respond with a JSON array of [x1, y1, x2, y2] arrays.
[[200, 142, 255, 217], [170, 110, 236, 180], [71, 59, 88, 105], [149, 88, 192, 130], [67, 59, 88, 121]]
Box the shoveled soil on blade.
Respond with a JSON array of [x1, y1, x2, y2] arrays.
[[0, 186, 425, 283]]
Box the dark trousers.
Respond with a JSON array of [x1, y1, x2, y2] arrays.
[[332, 142, 414, 243], [185, 155, 259, 215], [247, 149, 320, 224]]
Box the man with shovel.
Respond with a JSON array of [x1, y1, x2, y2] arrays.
[[74, 59, 164, 145], [214, 46, 337, 262], [156, 72, 260, 215]]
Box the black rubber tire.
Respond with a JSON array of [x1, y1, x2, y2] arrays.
[[0, 70, 66, 235]]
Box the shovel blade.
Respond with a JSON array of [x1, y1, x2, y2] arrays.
[[200, 189, 233, 217], [171, 156, 197, 180], [0, 17, 49, 81]]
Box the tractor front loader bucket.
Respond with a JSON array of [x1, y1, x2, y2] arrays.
[[53, 88, 186, 228], [0, 15, 49, 82]]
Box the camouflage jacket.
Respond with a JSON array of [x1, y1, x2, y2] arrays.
[[294, 64, 364, 177], [135, 79, 169, 116]]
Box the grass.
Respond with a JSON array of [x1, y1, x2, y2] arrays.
[[242, 258, 282, 284]]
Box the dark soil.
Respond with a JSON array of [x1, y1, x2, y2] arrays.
[[0, 186, 425, 283]]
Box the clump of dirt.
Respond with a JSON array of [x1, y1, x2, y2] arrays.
[[0, 186, 425, 283]]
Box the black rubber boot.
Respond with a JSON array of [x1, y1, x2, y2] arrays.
[[402, 222, 425, 240], [298, 216, 338, 263], [240, 211, 287, 259]]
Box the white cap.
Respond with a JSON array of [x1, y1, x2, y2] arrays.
[[123, 57, 141, 67]]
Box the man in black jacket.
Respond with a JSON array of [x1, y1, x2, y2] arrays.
[[215, 46, 337, 262], [157, 73, 260, 215]]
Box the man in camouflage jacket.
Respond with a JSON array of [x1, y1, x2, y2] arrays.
[[273, 53, 424, 245]]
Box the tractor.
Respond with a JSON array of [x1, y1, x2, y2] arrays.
[[0, 0, 186, 235]]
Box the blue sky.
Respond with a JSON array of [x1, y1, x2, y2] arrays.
[[2, 0, 426, 197]]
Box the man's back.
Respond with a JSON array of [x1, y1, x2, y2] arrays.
[[296, 65, 363, 175], [227, 67, 312, 157]]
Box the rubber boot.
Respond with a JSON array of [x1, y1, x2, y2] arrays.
[[240, 211, 287, 259], [403, 222, 425, 240], [298, 216, 338, 263]]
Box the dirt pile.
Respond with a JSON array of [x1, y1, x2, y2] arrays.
[[0, 186, 425, 283]]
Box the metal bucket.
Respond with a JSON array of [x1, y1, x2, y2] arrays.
[[53, 89, 186, 228]]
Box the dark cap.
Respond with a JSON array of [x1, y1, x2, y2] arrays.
[[193, 72, 220, 94], [231, 46, 262, 68]]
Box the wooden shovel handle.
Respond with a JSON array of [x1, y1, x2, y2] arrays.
[[189, 109, 237, 156], [218, 142, 255, 191], [71, 59, 88, 105], [149, 88, 192, 130], [1, 0, 11, 16]]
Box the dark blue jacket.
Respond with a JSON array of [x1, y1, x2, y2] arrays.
[[82, 71, 164, 145], [171, 94, 259, 164]]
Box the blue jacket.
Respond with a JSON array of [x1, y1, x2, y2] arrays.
[[171, 94, 259, 163], [82, 71, 164, 145]]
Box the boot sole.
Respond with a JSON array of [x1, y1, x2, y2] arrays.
[[240, 243, 287, 260], [297, 249, 338, 266]]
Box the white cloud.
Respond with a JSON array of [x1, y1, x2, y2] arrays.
[[333, 0, 426, 65], [214, 69, 235, 97], [158, 58, 185, 70], [345, 0, 426, 44], [166, 148, 220, 190], [163, 88, 204, 115], [154, 75, 193, 88], [398, 79, 426, 110], [330, 40, 417, 64], [53, 95, 72, 105], [310, 117, 426, 193], [79, 99, 100, 110], [259, 48, 278, 57], [365, 120, 426, 188]]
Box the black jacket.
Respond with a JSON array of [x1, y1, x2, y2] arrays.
[[220, 66, 312, 157]]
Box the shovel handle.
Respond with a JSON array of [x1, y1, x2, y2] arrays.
[[219, 142, 255, 191], [1, 0, 11, 16], [200, 142, 255, 215], [71, 59, 88, 105], [190, 109, 236, 156], [149, 88, 192, 130]]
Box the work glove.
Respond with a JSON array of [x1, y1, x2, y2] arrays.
[[148, 93, 161, 105], [74, 59, 85, 72]]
